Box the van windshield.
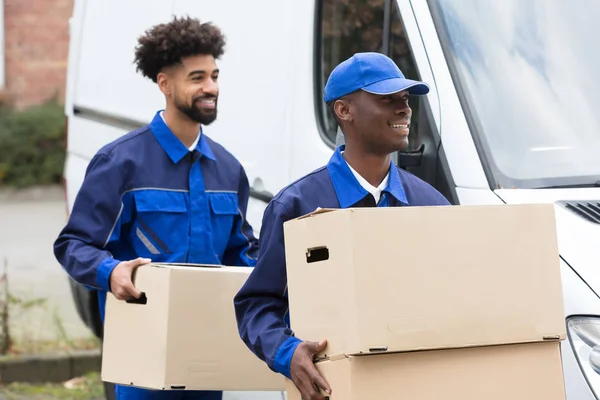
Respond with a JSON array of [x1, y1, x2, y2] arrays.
[[428, 0, 600, 189]]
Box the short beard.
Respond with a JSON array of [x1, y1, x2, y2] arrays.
[[175, 96, 218, 125]]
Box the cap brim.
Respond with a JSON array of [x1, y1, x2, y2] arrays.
[[361, 77, 430, 96]]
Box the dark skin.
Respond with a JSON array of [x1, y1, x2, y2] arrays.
[[109, 54, 220, 300], [336, 89, 412, 186], [290, 340, 330, 400], [289, 89, 413, 400]]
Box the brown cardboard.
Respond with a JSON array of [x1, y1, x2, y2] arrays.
[[285, 341, 566, 400], [283, 204, 565, 357], [101, 263, 284, 391]]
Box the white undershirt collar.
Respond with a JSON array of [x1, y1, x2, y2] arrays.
[[160, 111, 200, 151], [342, 151, 389, 204]]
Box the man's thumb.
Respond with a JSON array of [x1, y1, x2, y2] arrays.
[[129, 257, 152, 268], [313, 339, 327, 353]]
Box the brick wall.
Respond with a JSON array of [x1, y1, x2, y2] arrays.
[[3, 0, 73, 109]]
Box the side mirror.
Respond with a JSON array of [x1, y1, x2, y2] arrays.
[[397, 144, 425, 169]]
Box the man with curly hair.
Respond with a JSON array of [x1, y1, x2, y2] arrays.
[[54, 16, 257, 400]]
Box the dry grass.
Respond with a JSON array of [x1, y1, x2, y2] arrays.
[[6, 337, 100, 357], [0, 372, 105, 400]]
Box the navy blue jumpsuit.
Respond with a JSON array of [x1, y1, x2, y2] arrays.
[[54, 111, 259, 399], [234, 145, 450, 378]]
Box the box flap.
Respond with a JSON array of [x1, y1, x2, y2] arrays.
[[150, 262, 223, 269], [292, 207, 344, 221], [317, 353, 348, 362]]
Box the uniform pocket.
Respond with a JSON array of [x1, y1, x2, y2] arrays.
[[131, 190, 189, 256], [208, 192, 239, 257]]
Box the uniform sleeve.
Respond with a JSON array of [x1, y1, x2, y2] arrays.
[[53, 153, 129, 291], [223, 165, 259, 267], [233, 199, 302, 379]]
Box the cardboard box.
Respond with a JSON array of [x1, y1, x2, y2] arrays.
[[101, 263, 285, 391], [285, 341, 566, 400], [283, 204, 565, 357]]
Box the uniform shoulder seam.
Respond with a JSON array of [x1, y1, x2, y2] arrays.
[[272, 166, 328, 202], [99, 125, 153, 158]]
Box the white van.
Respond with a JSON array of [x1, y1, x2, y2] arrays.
[[63, 0, 600, 399]]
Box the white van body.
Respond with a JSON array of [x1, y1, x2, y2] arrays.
[[64, 0, 600, 399]]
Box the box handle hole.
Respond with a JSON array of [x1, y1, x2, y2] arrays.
[[126, 292, 147, 305], [306, 247, 329, 264]]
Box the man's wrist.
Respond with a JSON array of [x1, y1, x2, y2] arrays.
[[273, 336, 303, 379], [96, 257, 120, 292]]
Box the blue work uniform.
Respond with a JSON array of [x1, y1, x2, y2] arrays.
[[54, 111, 258, 400], [233, 145, 450, 379]]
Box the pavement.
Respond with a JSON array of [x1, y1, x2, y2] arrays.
[[0, 185, 93, 344]]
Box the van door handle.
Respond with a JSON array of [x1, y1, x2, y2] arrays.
[[250, 187, 273, 203]]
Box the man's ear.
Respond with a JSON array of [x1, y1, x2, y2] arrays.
[[333, 98, 353, 123], [157, 72, 172, 96]]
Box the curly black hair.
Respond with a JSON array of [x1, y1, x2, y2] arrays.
[[134, 16, 226, 83]]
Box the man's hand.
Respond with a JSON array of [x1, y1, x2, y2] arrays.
[[109, 257, 151, 300], [290, 339, 331, 400]]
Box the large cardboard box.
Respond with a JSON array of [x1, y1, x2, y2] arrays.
[[283, 204, 565, 357], [285, 341, 566, 400], [101, 263, 285, 391]]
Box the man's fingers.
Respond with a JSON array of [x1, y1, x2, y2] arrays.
[[312, 369, 331, 396], [113, 291, 126, 301], [296, 360, 330, 399], [305, 382, 326, 400], [127, 284, 142, 299], [299, 374, 325, 400], [122, 281, 142, 299], [300, 360, 330, 397], [128, 257, 152, 268]]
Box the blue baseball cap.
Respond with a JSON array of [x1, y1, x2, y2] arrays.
[[323, 52, 430, 103]]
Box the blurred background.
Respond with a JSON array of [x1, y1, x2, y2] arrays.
[[1, 0, 600, 399], [0, 0, 101, 398]]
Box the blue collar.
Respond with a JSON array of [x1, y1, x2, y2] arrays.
[[326, 145, 408, 207], [149, 111, 216, 164]]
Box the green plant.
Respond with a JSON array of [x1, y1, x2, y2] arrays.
[[0, 98, 66, 187]]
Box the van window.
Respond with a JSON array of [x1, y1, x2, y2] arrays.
[[317, 0, 422, 149]]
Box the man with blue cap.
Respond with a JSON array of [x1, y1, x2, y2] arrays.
[[234, 52, 450, 400]]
